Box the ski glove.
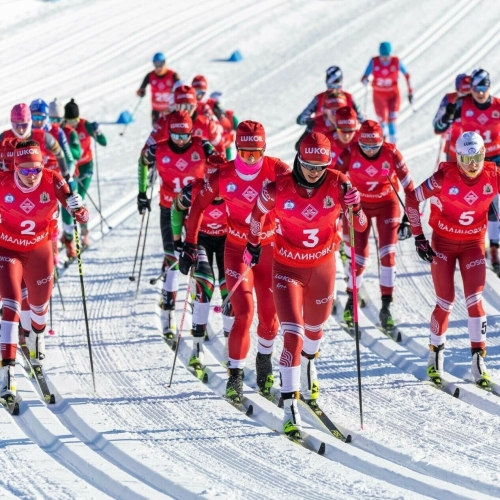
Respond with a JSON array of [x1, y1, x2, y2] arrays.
[[137, 191, 151, 214], [91, 121, 101, 134], [361, 76, 369, 86], [173, 239, 184, 254], [179, 242, 198, 275], [408, 93, 414, 105], [443, 102, 456, 124], [243, 242, 262, 267], [66, 193, 84, 212], [344, 187, 361, 207], [398, 213, 412, 240], [136, 88, 146, 98], [415, 234, 436, 263]]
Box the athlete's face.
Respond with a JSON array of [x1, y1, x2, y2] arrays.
[[300, 162, 327, 183], [16, 162, 43, 188], [472, 87, 490, 104], [458, 148, 485, 178], [170, 132, 192, 147], [337, 129, 356, 144], [237, 148, 265, 165], [154, 62, 166, 75]]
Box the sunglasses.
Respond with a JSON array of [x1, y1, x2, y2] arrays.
[[174, 103, 195, 112], [458, 153, 485, 164], [31, 114, 46, 122], [195, 90, 206, 97], [338, 128, 356, 134], [17, 167, 42, 175], [49, 116, 62, 123], [472, 85, 489, 93], [238, 149, 265, 160], [12, 122, 29, 130], [359, 142, 382, 151], [170, 132, 191, 141], [154, 62, 165, 68], [327, 83, 342, 90], [298, 157, 330, 171]]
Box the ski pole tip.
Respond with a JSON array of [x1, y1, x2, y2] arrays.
[[48, 329, 56, 336], [213, 305, 222, 314]]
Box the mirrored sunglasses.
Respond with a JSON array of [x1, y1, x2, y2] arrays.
[[17, 167, 42, 175], [170, 132, 191, 141], [238, 149, 264, 160], [458, 153, 485, 164], [298, 157, 330, 171], [359, 142, 382, 151], [31, 114, 46, 122], [472, 85, 489, 93]]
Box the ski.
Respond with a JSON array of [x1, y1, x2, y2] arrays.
[[425, 379, 460, 398], [298, 397, 352, 443], [0, 395, 20, 415], [187, 358, 209, 383], [472, 378, 500, 396], [339, 321, 360, 339], [224, 397, 253, 417], [375, 324, 402, 342], [285, 432, 326, 455], [18, 349, 55, 404]]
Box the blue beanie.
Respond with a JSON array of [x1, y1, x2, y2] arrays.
[[379, 42, 392, 56]]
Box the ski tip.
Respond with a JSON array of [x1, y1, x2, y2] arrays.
[[202, 373, 208, 384], [453, 388, 460, 398], [345, 434, 352, 443], [213, 306, 222, 314], [245, 404, 254, 417], [318, 442, 326, 455], [396, 331, 402, 342], [49, 394, 56, 405], [128, 276, 135, 282], [149, 279, 156, 285]]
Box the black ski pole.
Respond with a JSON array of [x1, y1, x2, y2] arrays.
[[135, 183, 154, 297], [68, 191, 96, 393], [167, 334, 181, 388], [129, 210, 145, 282], [75, 177, 112, 230], [93, 139, 103, 236], [120, 97, 143, 137], [344, 182, 364, 429], [48, 294, 54, 336]]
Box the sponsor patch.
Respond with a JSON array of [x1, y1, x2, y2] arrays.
[[4, 193, 14, 203], [448, 186, 459, 195], [161, 155, 171, 164], [484, 183, 493, 194], [40, 192, 50, 203], [191, 152, 200, 161], [284, 200, 295, 210], [323, 195, 334, 209], [226, 182, 237, 193]]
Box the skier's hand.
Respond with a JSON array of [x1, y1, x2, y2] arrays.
[[66, 193, 83, 212], [243, 242, 261, 267], [173, 238, 183, 254], [415, 234, 436, 263], [74, 207, 89, 224], [398, 213, 412, 240], [179, 242, 198, 275], [408, 93, 414, 105], [91, 121, 101, 135], [137, 191, 151, 214], [443, 102, 456, 123], [361, 76, 369, 86], [137, 88, 146, 98], [344, 187, 361, 207]]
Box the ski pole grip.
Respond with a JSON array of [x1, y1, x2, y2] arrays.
[[342, 181, 352, 196]]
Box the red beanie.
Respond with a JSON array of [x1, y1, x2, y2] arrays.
[[235, 120, 266, 149], [335, 106, 357, 131], [299, 132, 331, 164], [359, 120, 383, 145], [324, 91, 348, 111], [15, 144, 43, 166], [192, 75, 208, 91], [11, 103, 31, 123], [169, 111, 193, 134], [174, 85, 197, 105]]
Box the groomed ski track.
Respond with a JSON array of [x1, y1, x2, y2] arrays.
[[2, 0, 500, 498]]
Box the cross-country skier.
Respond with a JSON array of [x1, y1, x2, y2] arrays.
[[334, 119, 414, 331], [136, 52, 180, 125], [61, 99, 107, 258], [432, 74, 471, 161], [361, 42, 413, 144], [207, 91, 239, 160], [137, 111, 219, 342], [246, 132, 366, 438], [434, 69, 500, 275], [0, 141, 88, 403], [405, 132, 498, 388], [178, 120, 291, 403], [48, 98, 82, 162]]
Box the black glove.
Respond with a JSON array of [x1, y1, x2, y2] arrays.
[[415, 234, 436, 263], [179, 242, 198, 275], [442, 102, 456, 124], [243, 242, 262, 266], [173, 239, 183, 253], [397, 213, 412, 240], [137, 192, 151, 214], [408, 93, 413, 105], [137, 88, 146, 98]]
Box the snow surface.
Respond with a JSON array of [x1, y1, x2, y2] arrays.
[[2, 0, 500, 498]]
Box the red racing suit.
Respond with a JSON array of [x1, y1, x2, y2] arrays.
[[0, 170, 88, 361], [335, 142, 414, 296], [406, 161, 500, 350], [247, 169, 367, 392], [185, 157, 290, 367]]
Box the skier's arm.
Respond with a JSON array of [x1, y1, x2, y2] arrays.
[[85, 121, 107, 146], [275, 158, 292, 176], [171, 184, 193, 238], [392, 148, 414, 195], [138, 144, 156, 193], [248, 182, 277, 246], [57, 128, 75, 177], [296, 95, 319, 125], [54, 171, 89, 223], [432, 95, 450, 135], [361, 59, 373, 84], [399, 61, 412, 93], [67, 128, 82, 160], [405, 170, 444, 236], [185, 172, 220, 244], [435, 99, 462, 134], [136, 74, 150, 97], [334, 148, 351, 174], [44, 132, 69, 178]]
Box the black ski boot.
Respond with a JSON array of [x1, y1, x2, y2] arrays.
[[379, 295, 395, 331]]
